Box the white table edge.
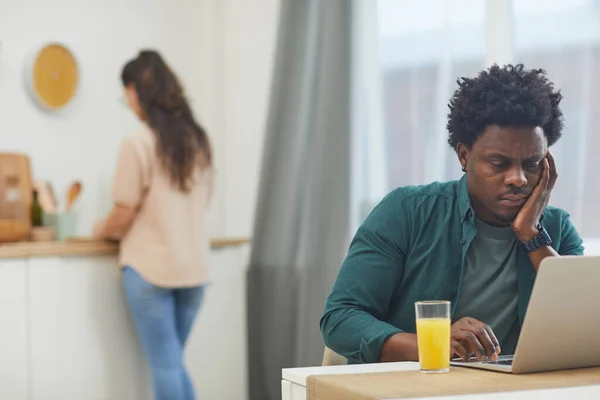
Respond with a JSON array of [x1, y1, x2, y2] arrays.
[[281, 361, 420, 386]]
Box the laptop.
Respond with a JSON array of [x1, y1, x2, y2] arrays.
[[450, 255, 600, 374]]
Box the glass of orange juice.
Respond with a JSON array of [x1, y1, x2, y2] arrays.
[[415, 300, 451, 373]]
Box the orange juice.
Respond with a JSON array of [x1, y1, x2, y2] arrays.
[[416, 318, 451, 371]]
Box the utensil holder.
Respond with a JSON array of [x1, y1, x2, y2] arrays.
[[43, 212, 77, 241]]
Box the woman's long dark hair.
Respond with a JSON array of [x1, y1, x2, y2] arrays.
[[121, 50, 212, 192]]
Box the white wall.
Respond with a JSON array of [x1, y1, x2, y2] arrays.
[[215, 0, 281, 238], [0, 0, 280, 239], [584, 239, 600, 256]]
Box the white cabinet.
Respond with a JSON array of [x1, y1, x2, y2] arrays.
[[0, 259, 28, 399], [0, 246, 249, 400], [28, 255, 149, 400], [186, 247, 249, 400]]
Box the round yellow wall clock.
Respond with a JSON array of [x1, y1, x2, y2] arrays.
[[26, 43, 79, 112]]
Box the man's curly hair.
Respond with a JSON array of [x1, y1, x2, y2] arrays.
[[447, 64, 563, 149]]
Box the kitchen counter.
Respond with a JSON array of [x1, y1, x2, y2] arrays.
[[0, 237, 251, 259]]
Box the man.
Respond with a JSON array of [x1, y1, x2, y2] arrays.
[[320, 64, 584, 365]]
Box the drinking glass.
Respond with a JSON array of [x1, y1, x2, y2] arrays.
[[415, 300, 451, 373]]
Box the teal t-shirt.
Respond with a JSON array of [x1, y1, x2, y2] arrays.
[[453, 218, 520, 355], [320, 176, 585, 364]]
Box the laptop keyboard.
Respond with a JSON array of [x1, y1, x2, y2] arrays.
[[483, 359, 513, 365]]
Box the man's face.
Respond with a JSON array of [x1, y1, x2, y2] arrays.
[[457, 125, 548, 227]]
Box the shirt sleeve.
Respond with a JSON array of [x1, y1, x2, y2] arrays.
[[111, 136, 149, 208], [558, 211, 584, 256], [320, 190, 409, 364]]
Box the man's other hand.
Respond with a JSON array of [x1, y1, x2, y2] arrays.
[[451, 317, 501, 361]]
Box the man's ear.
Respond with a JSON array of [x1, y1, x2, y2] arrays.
[[456, 143, 469, 171]]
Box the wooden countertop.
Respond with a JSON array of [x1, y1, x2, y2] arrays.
[[0, 237, 251, 259]]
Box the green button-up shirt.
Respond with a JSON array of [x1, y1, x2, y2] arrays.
[[320, 176, 584, 364]]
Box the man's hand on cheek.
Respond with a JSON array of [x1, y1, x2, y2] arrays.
[[450, 317, 501, 362], [512, 150, 557, 242]]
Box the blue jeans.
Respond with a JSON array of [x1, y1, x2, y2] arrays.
[[122, 267, 205, 400]]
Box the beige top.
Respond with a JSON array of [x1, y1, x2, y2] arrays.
[[111, 128, 213, 287]]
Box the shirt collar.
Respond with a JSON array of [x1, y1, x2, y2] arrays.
[[457, 174, 474, 223]]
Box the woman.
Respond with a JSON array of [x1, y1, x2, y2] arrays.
[[93, 50, 213, 400]]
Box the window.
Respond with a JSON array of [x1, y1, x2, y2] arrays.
[[377, 0, 485, 189], [358, 0, 599, 248], [513, 0, 600, 240], [351, 0, 485, 230]]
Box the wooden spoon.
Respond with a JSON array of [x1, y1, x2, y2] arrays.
[[33, 181, 56, 213], [46, 181, 58, 211], [66, 181, 82, 212]]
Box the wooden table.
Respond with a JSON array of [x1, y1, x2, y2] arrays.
[[282, 362, 600, 400]]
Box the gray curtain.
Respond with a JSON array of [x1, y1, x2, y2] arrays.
[[247, 0, 353, 399]]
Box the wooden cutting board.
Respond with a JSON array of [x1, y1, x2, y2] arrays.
[[0, 153, 33, 242]]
